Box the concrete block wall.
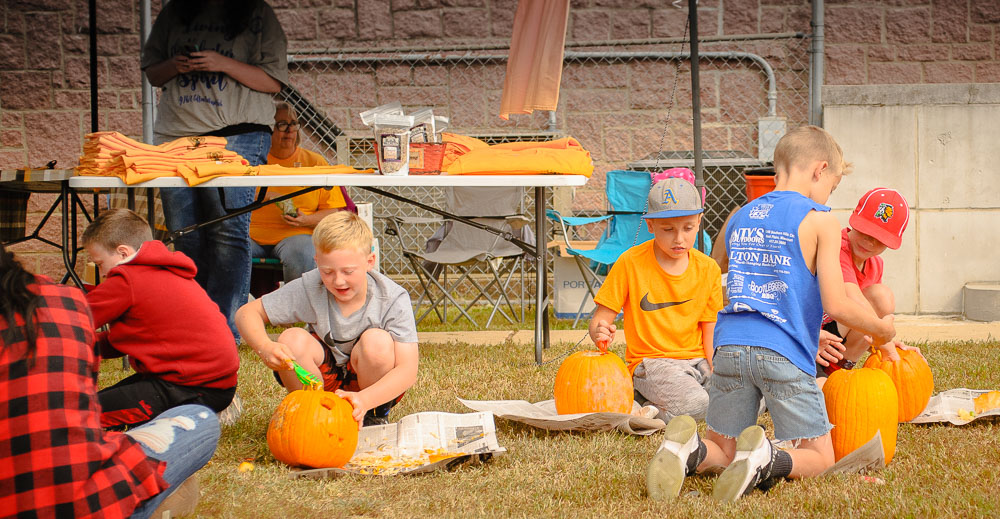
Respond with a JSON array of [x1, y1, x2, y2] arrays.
[[3, 0, 1000, 281], [824, 83, 1000, 315]]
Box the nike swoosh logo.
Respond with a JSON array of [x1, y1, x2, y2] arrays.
[[639, 293, 691, 312]]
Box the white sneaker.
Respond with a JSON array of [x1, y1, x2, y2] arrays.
[[712, 425, 775, 502], [646, 415, 701, 501]]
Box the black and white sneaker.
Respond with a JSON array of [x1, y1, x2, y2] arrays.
[[646, 415, 702, 501], [711, 425, 776, 502]]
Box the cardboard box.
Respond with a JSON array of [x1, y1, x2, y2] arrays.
[[356, 203, 380, 272], [549, 240, 600, 320]]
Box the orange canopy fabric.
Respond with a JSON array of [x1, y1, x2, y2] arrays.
[[498, 0, 570, 121]]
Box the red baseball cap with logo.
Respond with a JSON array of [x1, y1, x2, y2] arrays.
[[848, 187, 909, 249]]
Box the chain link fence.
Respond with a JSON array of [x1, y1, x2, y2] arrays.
[[280, 33, 812, 301]]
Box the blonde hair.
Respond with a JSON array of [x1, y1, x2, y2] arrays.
[[82, 208, 152, 251], [773, 125, 847, 177], [312, 211, 372, 254]]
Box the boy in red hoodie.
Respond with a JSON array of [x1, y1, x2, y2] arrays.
[[83, 209, 239, 428]]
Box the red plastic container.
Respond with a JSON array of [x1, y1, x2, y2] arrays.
[[408, 142, 446, 175], [744, 167, 776, 202]]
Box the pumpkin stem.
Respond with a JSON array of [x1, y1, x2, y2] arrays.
[[596, 339, 609, 353]]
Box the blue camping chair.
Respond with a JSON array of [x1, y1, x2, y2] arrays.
[[547, 169, 711, 326]]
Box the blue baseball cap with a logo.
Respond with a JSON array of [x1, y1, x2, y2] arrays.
[[642, 177, 704, 219]]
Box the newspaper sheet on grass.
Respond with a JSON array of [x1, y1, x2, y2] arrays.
[[291, 411, 505, 478], [908, 388, 1000, 425], [819, 432, 886, 476], [458, 398, 665, 435]]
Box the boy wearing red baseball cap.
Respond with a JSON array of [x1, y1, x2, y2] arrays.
[[816, 187, 921, 376]]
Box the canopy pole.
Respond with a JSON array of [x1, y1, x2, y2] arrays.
[[89, 0, 98, 133], [688, 0, 705, 253]]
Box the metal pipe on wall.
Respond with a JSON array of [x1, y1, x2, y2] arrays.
[[140, 0, 154, 143], [810, 0, 825, 126], [290, 50, 781, 120]]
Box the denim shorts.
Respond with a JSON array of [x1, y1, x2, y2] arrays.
[[706, 345, 832, 442]]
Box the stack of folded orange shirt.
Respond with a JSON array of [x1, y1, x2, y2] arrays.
[[76, 132, 375, 185], [76, 132, 247, 185]]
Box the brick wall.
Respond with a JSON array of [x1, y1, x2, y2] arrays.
[[2, 0, 999, 279]]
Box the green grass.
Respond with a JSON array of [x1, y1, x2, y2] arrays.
[[412, 304, 589, 332], [98, 339, 1000, 518]]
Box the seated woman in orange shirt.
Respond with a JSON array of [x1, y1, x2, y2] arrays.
[[249, 102, 354, 282]]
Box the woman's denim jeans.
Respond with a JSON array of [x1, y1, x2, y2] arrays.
[[160, 131, 270, 340], [250, 233, 317, 282], [127, 405, 220, 519]]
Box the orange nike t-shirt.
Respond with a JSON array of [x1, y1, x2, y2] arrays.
[[249, 147, 346, 245], [593, 240, 723, 374]]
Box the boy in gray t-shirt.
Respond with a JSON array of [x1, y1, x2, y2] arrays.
[[237, 212, 418, 427]]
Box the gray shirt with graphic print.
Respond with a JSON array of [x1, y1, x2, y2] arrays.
[[261, 269, 418, 367], [142, 1, 288, 141]]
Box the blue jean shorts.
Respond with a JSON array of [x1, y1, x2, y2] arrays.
[[706, 345, 832, 442]]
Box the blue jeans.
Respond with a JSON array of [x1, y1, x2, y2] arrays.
[[160, 131, 271, 340], [127, 405, 220, 519], [706, 345, 832, 442], [251, 234, 317, 282]]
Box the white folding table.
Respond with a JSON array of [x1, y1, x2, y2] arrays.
[[69, 173, 589, 363]]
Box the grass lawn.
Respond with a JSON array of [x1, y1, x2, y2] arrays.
[[99, 337, 1000, 518]]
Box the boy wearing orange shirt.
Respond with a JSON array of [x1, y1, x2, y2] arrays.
[[589, 177, 723, 422]]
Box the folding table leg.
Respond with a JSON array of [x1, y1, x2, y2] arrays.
[[534, 186, 548, 363]]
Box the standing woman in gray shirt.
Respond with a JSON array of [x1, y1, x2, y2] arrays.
[[141, 0, 288, 341]]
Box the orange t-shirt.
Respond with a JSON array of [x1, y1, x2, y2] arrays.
[[593, 240, 723, 374], [249, 147, 346, 245]]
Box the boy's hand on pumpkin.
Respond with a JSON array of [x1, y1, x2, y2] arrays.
[[335, 389, 367, 429], [816, 330, 845, 367], [895, 340, 924, 360], [877, 341, 901, 362], [593, 320, 616, 347]]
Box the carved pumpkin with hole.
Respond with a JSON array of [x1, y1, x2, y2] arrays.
[[822, 367, 898, 463], [554, 349, 633, 414], [863, 347, 934, 422], [267, 388, 359, 468]]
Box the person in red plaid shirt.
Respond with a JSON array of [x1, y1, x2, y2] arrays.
[[0, 244, 219, 518]]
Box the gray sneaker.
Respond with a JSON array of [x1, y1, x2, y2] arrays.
[[151, 474, 200, 517], [217, 394, 243, 426], [712, 425, 775, 502], [646, 415, 700, 501]]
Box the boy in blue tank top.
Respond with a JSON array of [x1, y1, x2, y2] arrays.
[[645, 126, 896, 502]]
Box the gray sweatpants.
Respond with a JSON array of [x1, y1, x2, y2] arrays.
[[632, 357, 711, 422]]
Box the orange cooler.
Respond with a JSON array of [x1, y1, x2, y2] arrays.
[[744, 166, 776, 201]]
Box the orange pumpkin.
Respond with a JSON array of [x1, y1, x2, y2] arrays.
[[554, 350, 633, 414], [267, 388, 359, 468], [822, 367, 899, 463], [863, 347, 934, 422]]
